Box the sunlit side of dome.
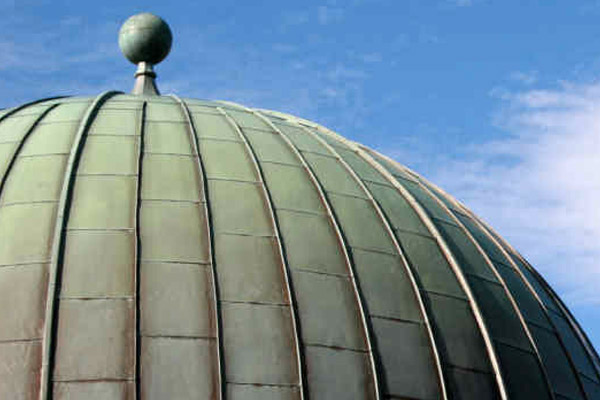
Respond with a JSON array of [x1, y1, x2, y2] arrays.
[[0, 93, 598, 400]]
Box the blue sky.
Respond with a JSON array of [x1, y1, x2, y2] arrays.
[[1, 0, 598, 349]]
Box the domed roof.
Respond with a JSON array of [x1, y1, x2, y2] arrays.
[[0, 13, 599, 400]]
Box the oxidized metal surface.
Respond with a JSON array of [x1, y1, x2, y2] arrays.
[[0, 94, 598, 400]]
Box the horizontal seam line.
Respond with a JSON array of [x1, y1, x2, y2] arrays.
[[393, 227, 435, 240], [60, 296, 133, 301], [0, 338, 42, 344], [0, 200, 58, 207], [0, 261, 50, 267], [304, 343, 367, 352], [206, 177, 261, 184], [226, 382, 299, 388], [216, 231, 276, 238], [325, 190, 370, 201], [370, 314, 423, 325], [140, 259, 210, 265], [464, 272, 503, 286], [421, 289, 468, 302], [220, 300, 289, 307], [141, 334, 215, 340], [350, 245, 399, 257], [52, 378, 135, 383], [276, 207, 326, 217], [493, 338, 535, 355], [291, 268, 349, 278]]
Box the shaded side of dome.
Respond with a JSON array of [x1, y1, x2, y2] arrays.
[[0, 94, 598, 400]]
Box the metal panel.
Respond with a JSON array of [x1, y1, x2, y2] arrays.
[[141, 338, 215, 400], [43, 92, 126, 399], [227, 385, 300, 400], [495, 343, 553, 400], [0, 264, 47, 341], [221, 303, 298, 385], [445, 367, 499, 400], [364, 181, 431, 237], [352, 248, 422, 322], [530, 325, 585, 399], [327, 193, 396, 253], [78, 135, 137, 175], [249, 111, 379, 399], [302, 153, 366, 198], [427, 293, 492, 371], [140, 262, 212, 337], [291, 269, 365, 350], [276, 118, 442, 399], [304, 346, 374, 400], [372, 317, 440, 399], [277, 210, 348, 275], [141, 154, 200, 201], [423, 177, 599, 397], [214, 234, 286, 304], [191, 112, 239, 141], [172, 96, 224, 399], [0, 203, 55, 266], [68, 176, 136, 228], [260, 163, 325, 213], [53, 299, 135, 381], [396, 231, 467, 299], [208, 180, 272, 235], [242, 129, 300, 166], [218, 106, 305, 396], [299, 126, 505, 399], [157, 96, 223, 399], [62, 231, 134, 298], [0, 341, 41, 400], [54, 382, 133, 400], [20, 122, 79, 157], [140, 201, 209, 263]]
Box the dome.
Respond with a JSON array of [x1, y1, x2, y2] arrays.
[[0, 13, 599, 400]]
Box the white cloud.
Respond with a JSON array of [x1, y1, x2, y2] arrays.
[[430, 81, 600, 305], [510, 70, 538, 85]]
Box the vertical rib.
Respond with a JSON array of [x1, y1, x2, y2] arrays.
[[170, 95, 225, 400], [471, 209, 600, 380], [303, 125, 509, 400], [392, 164, 558, 399], [288, 121, 446, 399], [134, 101, 147, 400], [249, 108, 383, 399], [39, 91, 120, 400], [0, 104, 60, 204], [426, 181, 590, 398], [216, 106, 307, 400], [415, 169, 600, 380]]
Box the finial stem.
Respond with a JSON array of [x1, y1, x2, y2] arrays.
[[132, 62, 159, 96]]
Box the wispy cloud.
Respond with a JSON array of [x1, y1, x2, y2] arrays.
[[429, 81, 600, 305], [509, 70, 538, 85]]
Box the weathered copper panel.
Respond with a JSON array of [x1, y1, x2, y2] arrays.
[[0, 264, 47, 341], [221, 303, 298, 385], [53, 381, 134, 400], [0, 96, 596, 400], [141, 338, 215, 400], [53, 299, 135, 380], [140, 262, 213, 337], [0, 342, 41, 400], [304, 346, 375, 400], [61, 231, 134, 298]]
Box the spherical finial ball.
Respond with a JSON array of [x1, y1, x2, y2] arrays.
[[119, 13, 172, 65]]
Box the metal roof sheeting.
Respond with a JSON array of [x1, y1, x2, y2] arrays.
[[0, 94, 598, 400]]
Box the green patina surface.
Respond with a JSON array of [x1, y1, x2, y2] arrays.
[[0, 94, 598, 400]]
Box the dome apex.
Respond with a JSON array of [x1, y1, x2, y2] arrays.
[[118, 13, 172, 65]]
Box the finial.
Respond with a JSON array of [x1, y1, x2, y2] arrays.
[[119, 13, 172, 96]]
